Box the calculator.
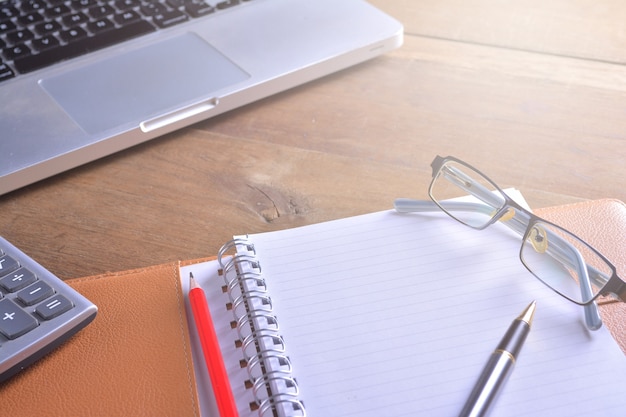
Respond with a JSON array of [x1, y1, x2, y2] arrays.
[[0, 235, 97, 383]]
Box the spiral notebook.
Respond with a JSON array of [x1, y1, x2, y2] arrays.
[[181, 197, 626, 417]]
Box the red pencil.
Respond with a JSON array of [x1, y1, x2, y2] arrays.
[[189, 272, 239, 417]]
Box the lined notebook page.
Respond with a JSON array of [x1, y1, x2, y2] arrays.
[[237, 209, 626, 417]]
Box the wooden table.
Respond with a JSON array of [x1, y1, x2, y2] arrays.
[[1, 0, 624, 280]]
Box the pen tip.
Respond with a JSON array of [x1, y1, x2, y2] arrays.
[[518, 300, 537, 326], [189, 272, 196, 287]]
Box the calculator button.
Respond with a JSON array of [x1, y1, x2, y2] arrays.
[[35, 295, 73, 320], [17, 281, 53, 306], [0, 299, 38, 339], [0, 267, 37, 292], [0, 255, 20, 277]]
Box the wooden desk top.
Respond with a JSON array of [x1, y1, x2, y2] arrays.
[[1, 0, 624, 279]]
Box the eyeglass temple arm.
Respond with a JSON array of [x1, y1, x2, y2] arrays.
[[395, 198, 611, 288], [394, 199, 610, 290]]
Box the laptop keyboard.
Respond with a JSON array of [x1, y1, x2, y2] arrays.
[[0, 0, 249, 83]]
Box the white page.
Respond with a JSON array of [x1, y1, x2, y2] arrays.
[[239, 210, 626, 416], [183, 204, 626, 417]]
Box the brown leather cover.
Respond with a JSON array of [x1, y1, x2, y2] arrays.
[[0, 261, 202, 417], [536, 199, 626, 354]]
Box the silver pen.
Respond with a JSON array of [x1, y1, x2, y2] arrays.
[[459, 301, 536, 417]]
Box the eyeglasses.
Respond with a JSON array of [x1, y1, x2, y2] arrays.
[[395, 155, 626, 329]]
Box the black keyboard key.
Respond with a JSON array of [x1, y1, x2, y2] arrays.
[[113, 10, 141, 25], [217, 0, 240, 10], [153, 10, 188, 28], [185, 2, 215, 18], [70, 0, 98, 10], [0, 6, 19, 21], [0, 20, 16, 34], [34, 20, 62, 35], [32, 35, 60, 51], [3, 44, 32, 60], [87, 17, 115, 33], [0, 268, 37, 292], [44, 4, 72, 18], [88, 5, 115, 19], [17, 11, 44, 26], [13, 20, 156, 73], [58, 26, 87, 43], [0, 255, 20, 278], [0, 299, 38, 339], [62, 12, 89, 26], [140, 3, 169, 17], [18, 281, 54, 306], [114, 0, 141, 11], [0, 62, 14, 82], [36, 294, 73, 320], [20, 1, 47, 13], [165, 0, 187, 7], [6, 28, 35, 44]]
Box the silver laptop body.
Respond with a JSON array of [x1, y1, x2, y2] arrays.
[[0, 0, 403, 195]]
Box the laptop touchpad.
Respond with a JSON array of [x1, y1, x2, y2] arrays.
[[40, 33, 250, 134]]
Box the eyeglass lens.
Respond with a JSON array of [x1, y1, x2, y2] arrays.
[[520, 221, 613, 304], [429, 160, 506, 229]]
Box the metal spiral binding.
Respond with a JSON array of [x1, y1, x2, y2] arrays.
[[218, 238, 306, 417]]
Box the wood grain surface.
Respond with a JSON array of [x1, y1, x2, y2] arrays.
[[1, 1, 624, 279]]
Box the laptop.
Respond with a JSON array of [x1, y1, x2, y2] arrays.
[[0, 0, 403, 195]]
